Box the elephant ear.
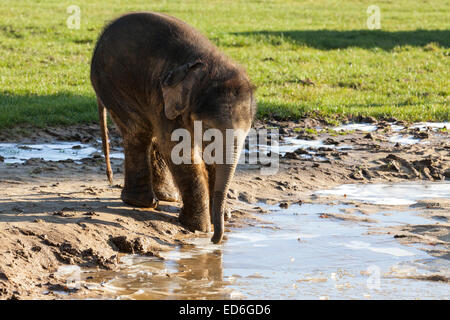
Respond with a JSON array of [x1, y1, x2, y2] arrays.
[[161, 61, 206, 120]]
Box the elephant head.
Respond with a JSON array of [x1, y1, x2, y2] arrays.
[[161, 60, 256, 243]]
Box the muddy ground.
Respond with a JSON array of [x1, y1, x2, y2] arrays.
[[0, 118, 448, 299]]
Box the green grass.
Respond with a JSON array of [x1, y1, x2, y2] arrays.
[[0, 0, 449, 128]]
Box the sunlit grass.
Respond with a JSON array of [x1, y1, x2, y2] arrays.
[[0, 0, 448, 128]]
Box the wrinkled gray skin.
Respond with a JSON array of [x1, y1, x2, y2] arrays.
[[90, 12, 256, 243]]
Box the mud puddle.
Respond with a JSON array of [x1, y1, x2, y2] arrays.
[[332, 122, 448, 146], [0, 142, 98, 164], [74, 182, 449, 300], [1, 121, 447, 164], [333, 122, 448, 133], [0, 138, 344, 164], [315, 182, 450, 205], [0, 120, 448, 299]]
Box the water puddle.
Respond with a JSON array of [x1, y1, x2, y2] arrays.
[[252, 137, 352, 162], [332, 122, 448, 146], [1, 121, 446, 164], [410, 122, 449, 131], [278, 137, 352, 154], [315, 182, 450, 205], [389, 135, 423, 145], [80, 183, 450, 300], [333, 123, 378, 132], [0, 142, 97, 164], [333, 122, 448, 133], [0, 139, 346, 164]]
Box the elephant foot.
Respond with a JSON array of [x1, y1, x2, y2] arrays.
[[154, 187, 180, 202], [121, 189, 158, 208], [179, 208, 210, 233]]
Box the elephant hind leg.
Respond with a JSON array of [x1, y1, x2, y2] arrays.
[[150, 142, 180, 202], [121, 134, 158, 208]]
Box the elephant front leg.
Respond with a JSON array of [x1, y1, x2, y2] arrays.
[[121, 137, 158, 208], [169, 163, 210, 232]]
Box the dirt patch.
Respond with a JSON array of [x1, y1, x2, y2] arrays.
[[0, 118, 448, 299]]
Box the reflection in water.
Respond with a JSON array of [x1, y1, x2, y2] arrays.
[[85, 242, 233, 300], [84, 193, 450, 300], [172, 249, 226, 298]]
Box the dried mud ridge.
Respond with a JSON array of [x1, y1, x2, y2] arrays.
[[0, 118, 449, 299]]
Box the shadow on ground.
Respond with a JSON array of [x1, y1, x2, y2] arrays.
[[0, 192, 181, 229], [231, 29, 450, 50]]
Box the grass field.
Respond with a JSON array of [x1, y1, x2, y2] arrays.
[[0, 0, 448, 128]]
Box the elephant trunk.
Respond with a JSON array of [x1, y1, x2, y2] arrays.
[[211, 151, 239, 244]]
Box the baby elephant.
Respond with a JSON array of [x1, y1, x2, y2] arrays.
[[90, 12, 256, 243]]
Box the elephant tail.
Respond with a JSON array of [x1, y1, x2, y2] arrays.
[[97, 97, 113, 184]]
